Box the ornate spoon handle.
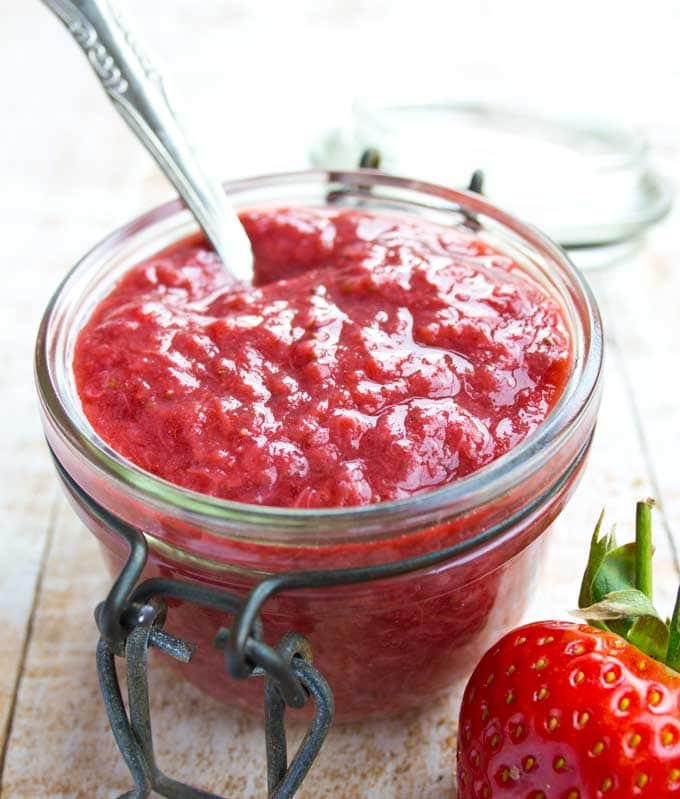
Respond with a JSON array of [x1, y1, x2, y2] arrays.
[[41, 0, 254, 279]]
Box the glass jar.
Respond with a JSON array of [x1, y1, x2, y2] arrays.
[[35, 170, 603, 722], [311, 102, 674, 270]]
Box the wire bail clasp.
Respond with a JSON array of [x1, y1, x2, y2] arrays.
[[52, 453, 334, 799]]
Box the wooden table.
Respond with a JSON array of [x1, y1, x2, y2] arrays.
[[2, 2, 679, 797]]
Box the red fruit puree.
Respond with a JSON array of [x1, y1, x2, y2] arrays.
[[75, 208, 570, 507], [73, 207, 574, 719]]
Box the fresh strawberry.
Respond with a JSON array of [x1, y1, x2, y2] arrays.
[[457, 500, 680, 798]]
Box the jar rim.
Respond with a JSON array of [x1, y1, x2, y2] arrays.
[[35, 169, 603, 544]]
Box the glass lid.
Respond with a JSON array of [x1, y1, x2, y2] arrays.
[[310, 102, 673, 269]]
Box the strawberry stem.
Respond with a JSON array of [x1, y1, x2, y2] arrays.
[[667, 587, 680, 671], [635, 499, 654, 601]]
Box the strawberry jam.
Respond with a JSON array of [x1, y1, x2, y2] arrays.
[[74, 208, 571, 508]]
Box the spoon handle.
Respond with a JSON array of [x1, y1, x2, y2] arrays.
[[41, 0, 253, 278]]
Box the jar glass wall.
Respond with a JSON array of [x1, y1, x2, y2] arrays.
[[35, 170, 603, 720]]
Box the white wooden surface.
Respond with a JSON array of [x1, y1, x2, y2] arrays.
[[1, 1, 679, 797]]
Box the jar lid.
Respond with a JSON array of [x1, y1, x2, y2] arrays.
[[310, 102, 674, 269]]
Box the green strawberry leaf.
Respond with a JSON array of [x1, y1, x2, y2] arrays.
[[575, 500, 680, 675], [573, 588, 660, 621], [667, 587, 680, 671], [590, 543, 638, 599], [587, 542, 639, 636], [578, 510, 615, 609], [628, 615, 669, 662]]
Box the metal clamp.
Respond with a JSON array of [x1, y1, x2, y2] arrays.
[[326, 150, 486, 230], [53, 456, 333, 799], [96, 611, 332, 799]]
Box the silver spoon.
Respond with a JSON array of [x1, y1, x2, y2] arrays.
[[41, 0, 254, 280]]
